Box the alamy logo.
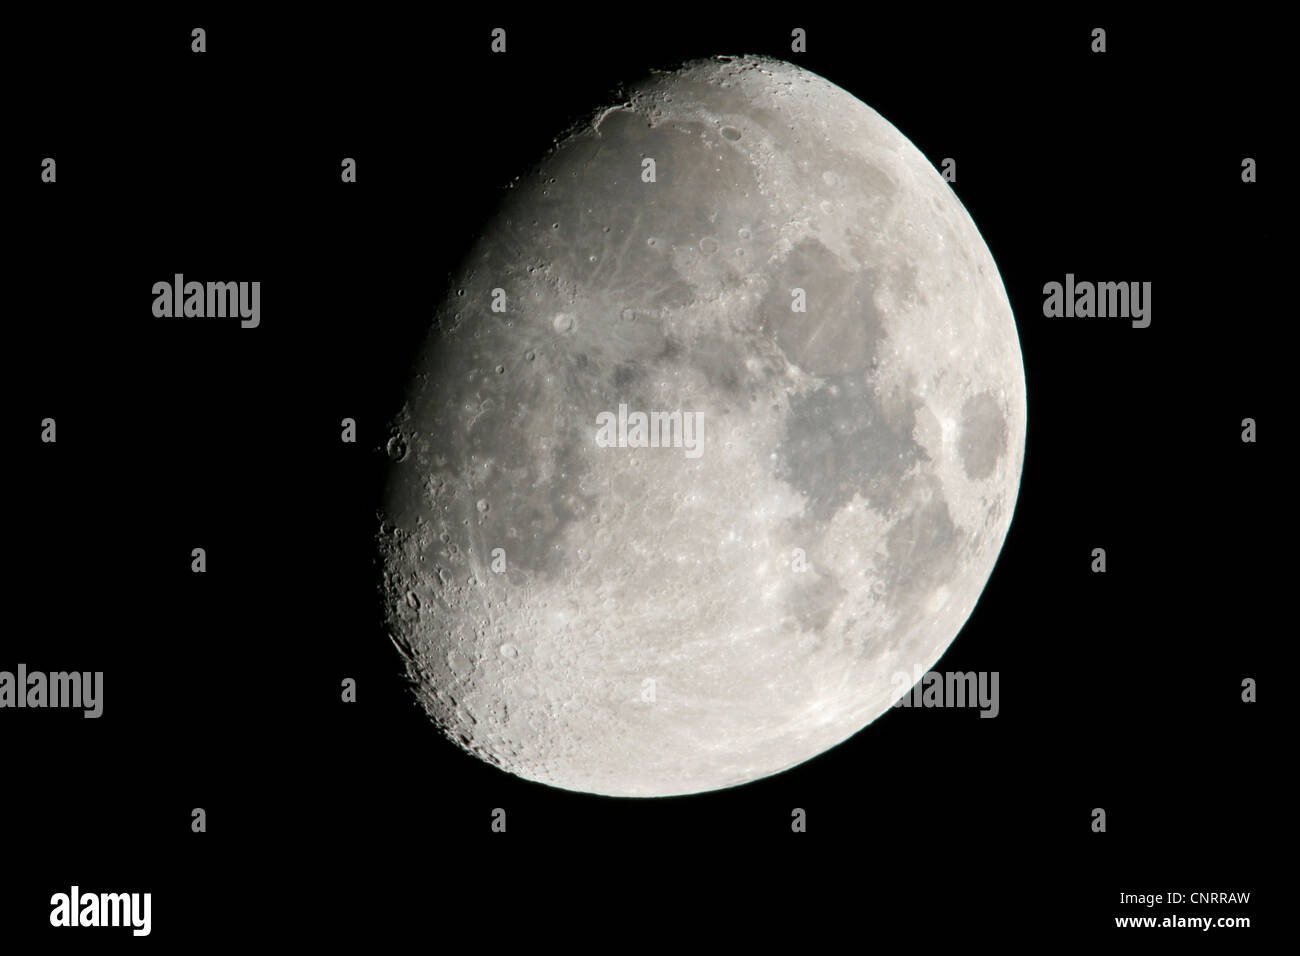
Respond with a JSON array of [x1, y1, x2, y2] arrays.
[[1042, 273, 1151, 328], [890, 667, 1000, 717], [50, 886, 151, 936], [152, 274, 260, 328], [594, 403, 704, 459], [0, 664, 102, 717]]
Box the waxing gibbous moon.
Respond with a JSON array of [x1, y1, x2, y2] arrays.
[[378, 55, 1026, 797]]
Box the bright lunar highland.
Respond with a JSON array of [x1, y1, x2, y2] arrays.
[[378, 55, 1027, 797]]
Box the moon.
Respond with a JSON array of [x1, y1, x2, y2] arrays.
[[378, 55, 1026, 797]]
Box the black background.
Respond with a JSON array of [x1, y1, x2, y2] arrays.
[[5, 9, 1278, 946]]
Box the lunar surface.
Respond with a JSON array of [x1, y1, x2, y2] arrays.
[[378, 55, 1026, 797]]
